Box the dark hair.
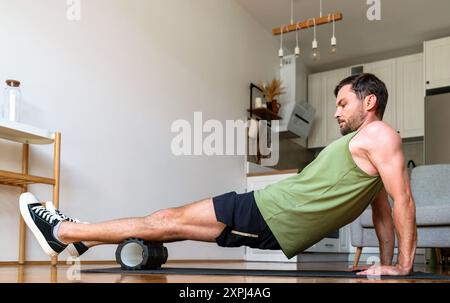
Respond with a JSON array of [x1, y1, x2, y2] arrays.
[[334, 73, 388, 119]]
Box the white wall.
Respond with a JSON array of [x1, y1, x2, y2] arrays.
[[0, 0, 279, 261]]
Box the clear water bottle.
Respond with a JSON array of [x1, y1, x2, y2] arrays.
[[3, 79, 22, 122]]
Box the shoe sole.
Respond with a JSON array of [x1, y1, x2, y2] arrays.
[[19, 195, 58, 257]]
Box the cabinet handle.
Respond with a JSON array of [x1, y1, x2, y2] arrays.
[[426, 81, 430, 84], [325, 244, 334, 248]]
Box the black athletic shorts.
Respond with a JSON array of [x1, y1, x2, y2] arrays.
[[212, 191, 281, 250]]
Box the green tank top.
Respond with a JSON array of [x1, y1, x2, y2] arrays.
[[254, 131, 383, 259]]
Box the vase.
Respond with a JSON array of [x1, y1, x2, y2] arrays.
[[269, 100, 281, 114]]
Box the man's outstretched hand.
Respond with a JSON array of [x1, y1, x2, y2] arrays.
[[355, 264, 412, 276], [347, 265, 371, 272]]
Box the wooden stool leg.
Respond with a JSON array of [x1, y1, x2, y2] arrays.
[[19, 144, 29, 265], [435, 248, 442, 266], [51, 133, 61, 266], [50, 266, 58, 283], [353, 247, 363, 268], [18, 216, 26, 265], [17, 264, 25, 283], [442, 249, 449, 268]]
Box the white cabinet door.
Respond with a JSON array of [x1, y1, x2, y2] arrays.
[[280, 56, 296, 104], [246, 173, 298, 262], [396, 54, 424, 138], [424, 36, 450, 90], [322, 68, 350, 145], [307, 73, 326, 148], [364, 59, 397, 130]]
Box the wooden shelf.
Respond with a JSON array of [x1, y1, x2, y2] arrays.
[[0, 121, 56, 187], [0, 170, 55, 187], [247, 108, 282, 121], [0, 119, 54, 145]]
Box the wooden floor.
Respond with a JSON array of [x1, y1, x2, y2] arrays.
[[1, 261, 449, 283]]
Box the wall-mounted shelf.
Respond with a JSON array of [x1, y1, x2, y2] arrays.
[[247, 83, 283, 165], [248, 83, 282, 121], [247, 108, 281, 121]]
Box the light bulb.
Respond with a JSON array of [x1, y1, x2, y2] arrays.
[[311, 49, 321, 61], [294, 46, 300, 58], [331, 36, 337, 54], [310, 40, 320, 61]]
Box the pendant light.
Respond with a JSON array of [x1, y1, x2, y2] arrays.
[[294, 23, 301, 58], [271, 0, 343, 62], [330, 14, 337, 54], [309, 18, 320, 61], [279, 25, 287, 67]]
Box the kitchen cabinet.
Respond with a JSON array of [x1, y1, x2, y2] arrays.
[[307, 68, 349, 148], [424, 36, 450, 90], [246, 171, 298, 262], [322, 68, 350, 144], [367, 56, 425, 137], [364, 58, 397, 129], [396, 53, 424, 137], [307, 73, 325, 148]]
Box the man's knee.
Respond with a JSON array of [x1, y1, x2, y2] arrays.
[[145, 208, 183, 228]]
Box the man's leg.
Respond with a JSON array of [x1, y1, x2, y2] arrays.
[[58, 198, 226, 246]]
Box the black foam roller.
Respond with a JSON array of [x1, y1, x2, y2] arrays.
[[115, 238, 168, 270]]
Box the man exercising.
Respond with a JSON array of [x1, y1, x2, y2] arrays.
[[20, 73, 417, 276]]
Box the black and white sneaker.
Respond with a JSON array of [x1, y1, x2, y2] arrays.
[[45, 201, 90, 257], [19, 192, 67, 257], [45, 202, 81, 223], [66, 242, 89, 257]]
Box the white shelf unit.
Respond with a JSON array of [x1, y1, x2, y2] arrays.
[[0, 119, 61, 265]]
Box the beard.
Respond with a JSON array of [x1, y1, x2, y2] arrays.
[[339, 122, 353, 136], [339, 112, 365, 136]]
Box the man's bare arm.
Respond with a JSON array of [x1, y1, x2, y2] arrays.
[[359, 123, 417, 275], [371, 186, 395, 265]]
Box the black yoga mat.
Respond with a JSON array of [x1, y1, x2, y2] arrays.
[[81, 267, 450, 280]]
